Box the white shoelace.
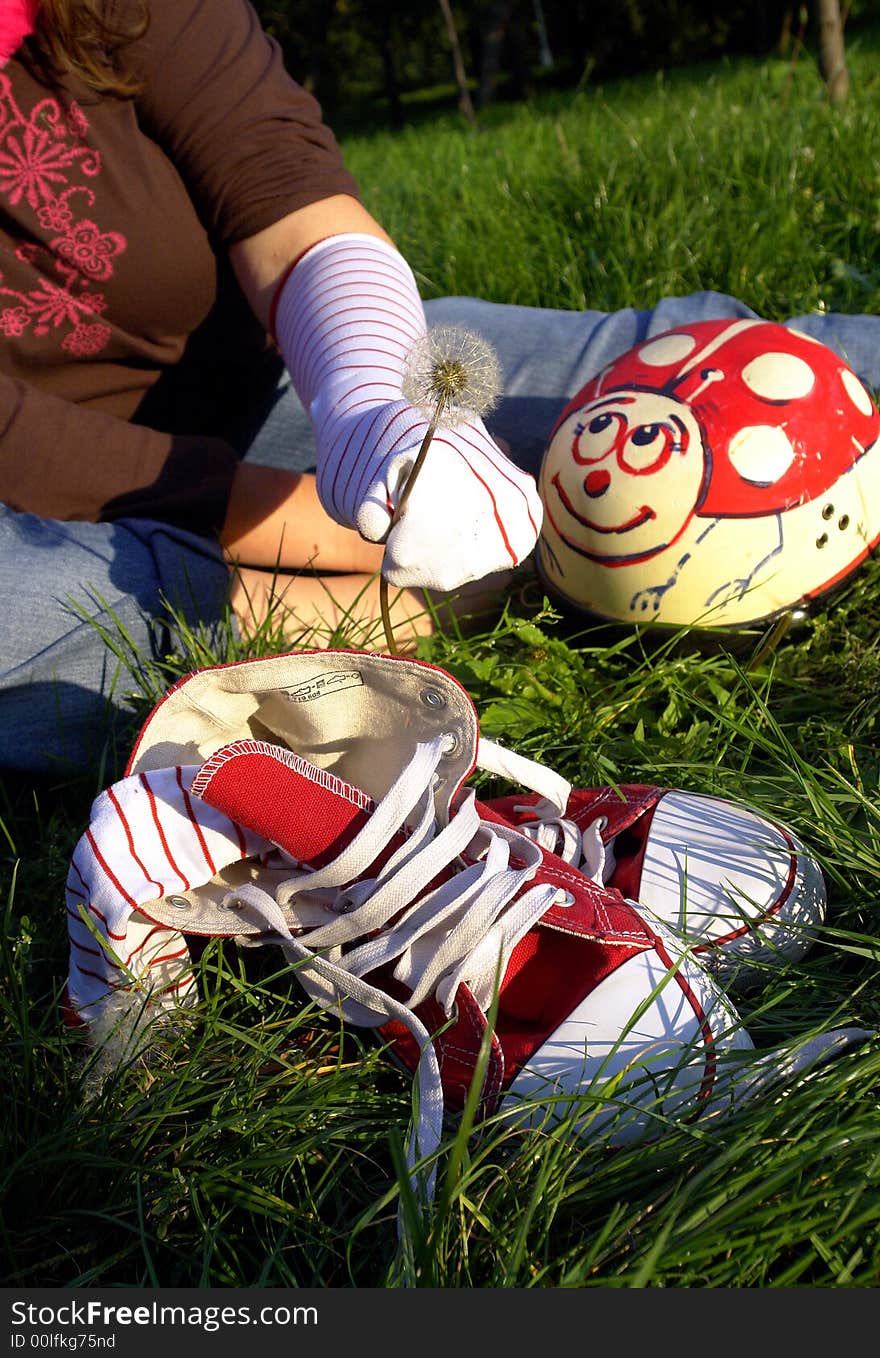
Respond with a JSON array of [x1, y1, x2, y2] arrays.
[[223, 734, 573, 1207], [477, 737, 616, 884], [510, 804, 615, 885]]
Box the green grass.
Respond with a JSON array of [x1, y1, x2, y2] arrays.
[[4, 35, 880, 1287], [345, 33, 880, 320]]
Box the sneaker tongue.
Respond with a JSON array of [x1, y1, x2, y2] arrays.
[[191, 739, 377, 868]]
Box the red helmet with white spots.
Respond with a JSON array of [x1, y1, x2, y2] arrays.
[[537, 318, 880, 628]]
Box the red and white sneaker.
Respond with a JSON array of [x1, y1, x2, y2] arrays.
[[64, 650, 864, 1200], [484, 784, 827, 990]]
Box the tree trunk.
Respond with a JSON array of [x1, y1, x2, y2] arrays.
[[815, 0, 849, 104], [289, 0, 338, 104], [437, 0, 476, 125], [378, 9, 404, 129], [478, 0, 511, 108], [533, 0, 553, 68]]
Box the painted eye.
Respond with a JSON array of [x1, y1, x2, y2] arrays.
[[572, 408, 625, 464], [621, 422, 674, 473]]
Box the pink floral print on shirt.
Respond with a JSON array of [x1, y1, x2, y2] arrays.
[[0, 74, 125, 356]]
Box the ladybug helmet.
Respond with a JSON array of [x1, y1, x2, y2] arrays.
[[536, 319, 880, 629]]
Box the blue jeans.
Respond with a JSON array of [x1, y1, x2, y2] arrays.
[[3, 291, 880, 775]]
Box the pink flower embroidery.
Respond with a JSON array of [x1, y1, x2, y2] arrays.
[[37, 197, 73, 233], [77, 291, 107, 315], [66, 102, 90, 141], [62, 321, 111, 356], [28, 279, 84, 331], [0, 305, 29, 336], [0, 126, 74, 208], [52, 219, 125, 281], [0, 83, 126, 360]]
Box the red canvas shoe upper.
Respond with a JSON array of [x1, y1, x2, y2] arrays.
[[485, 783, 825, 981], [190, 740, 660, 1103], [187, 739, 748, 1148]]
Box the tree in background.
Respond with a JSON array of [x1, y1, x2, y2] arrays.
[[814, 0, 849, 103], [251, 0, 871, 125], [437, 0, 476, 124]]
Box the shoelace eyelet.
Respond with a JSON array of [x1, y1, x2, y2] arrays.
[[420, 688, 447, 709]]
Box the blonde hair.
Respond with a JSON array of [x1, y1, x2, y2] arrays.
[[29, 0, 149, 97]]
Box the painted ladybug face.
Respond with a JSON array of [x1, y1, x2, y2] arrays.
[[537, 319, 880, 629], [544, 390, 706, 565]]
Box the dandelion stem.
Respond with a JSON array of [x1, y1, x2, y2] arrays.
[[378, 574, 398, 656], [393, 400, 446, 523], [380, 396, 447, 654]]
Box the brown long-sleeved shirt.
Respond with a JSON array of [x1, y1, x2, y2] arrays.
[[0, 0, 359, 532]]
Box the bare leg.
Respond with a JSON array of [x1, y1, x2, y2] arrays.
[[223, 464, 518, 650], [220, 466, 387, 574], [228, 564, 512, 653]]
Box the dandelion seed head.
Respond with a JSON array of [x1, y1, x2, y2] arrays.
[[79, 990, 168, 1100], [402, 325, 502, 426]]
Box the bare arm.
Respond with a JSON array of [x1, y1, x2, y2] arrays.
[[228, 194, 395, 332]]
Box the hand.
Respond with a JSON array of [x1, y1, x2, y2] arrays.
[[342, 410, 543, 592]]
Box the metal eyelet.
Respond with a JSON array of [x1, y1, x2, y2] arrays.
[[167, 895, 191, 911], [420, 687, 447, 709], [556, 890, 576, 908]]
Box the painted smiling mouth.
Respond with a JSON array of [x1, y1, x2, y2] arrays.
[[551, 474, 656, 533]]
